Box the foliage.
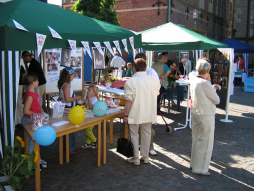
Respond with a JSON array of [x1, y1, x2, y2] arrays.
[[189, 27, 206, 35], [71, 0, 120, 26], [0, 136, 37, 190]]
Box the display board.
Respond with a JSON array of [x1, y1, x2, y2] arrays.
[[44, 48, 83, 93], [209, 49, 231, 110]]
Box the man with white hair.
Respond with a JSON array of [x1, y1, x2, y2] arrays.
[[183, 54, 191, 79], [110, 52, 126, 69]]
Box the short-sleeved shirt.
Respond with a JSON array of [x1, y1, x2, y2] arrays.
[[23, 91, 41, 119], [164, 64, 171, 73], [86, 97, 98, 109]]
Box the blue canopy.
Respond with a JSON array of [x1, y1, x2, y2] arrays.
[[221, 38, 254, 53]]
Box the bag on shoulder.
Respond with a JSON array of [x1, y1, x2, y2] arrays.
[[116, 124, 133, 158]]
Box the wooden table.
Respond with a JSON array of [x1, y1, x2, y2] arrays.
[[23, 109, 128, 191]]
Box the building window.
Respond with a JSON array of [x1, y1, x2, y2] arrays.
[[199, 0, 204, 9], [214, 33, 217, 40], [208, 0, 213, 13]]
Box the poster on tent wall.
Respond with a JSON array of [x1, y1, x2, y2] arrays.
[[44, 48, 83, 93], [209, 49, 231, 110], [93, 47, 105, 69], [44, 49, 61, 94]]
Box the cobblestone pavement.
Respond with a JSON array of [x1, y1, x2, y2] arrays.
[[17, 86, 254, 191]]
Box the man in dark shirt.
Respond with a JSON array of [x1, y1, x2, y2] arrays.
[[22, 51, 47, 109]]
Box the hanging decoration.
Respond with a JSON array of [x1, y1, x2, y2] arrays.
[[12, 19, 28, 31], [36, 33, 46, 57], [121, 39, 128, 52], [93, 42, 104, 57], [129, 36, 135, 50], [68, 39, 76, 56], [103, 41, 114, 56], [47, 26, 62, 39], [81, 41, 92, 58], [113, 40, 122, 56]]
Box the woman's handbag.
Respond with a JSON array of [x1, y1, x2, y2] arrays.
[[117, 123, 134, 158]]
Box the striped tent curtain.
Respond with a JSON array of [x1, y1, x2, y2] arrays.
[[0, 51, 20, 153]]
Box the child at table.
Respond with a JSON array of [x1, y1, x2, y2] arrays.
[[21, 72, 47, 168], [81, 85, 99, 149], [58, 67, 82, 154]]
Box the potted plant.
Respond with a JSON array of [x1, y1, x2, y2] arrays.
[[0, 136, 38, 190]]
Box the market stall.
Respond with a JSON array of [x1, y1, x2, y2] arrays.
[[0, 0, 140, 154]]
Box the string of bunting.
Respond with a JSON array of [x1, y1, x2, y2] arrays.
[[12, 19, 135, 59]]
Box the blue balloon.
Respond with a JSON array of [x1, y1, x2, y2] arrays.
[[34, 126, 56, 146], [93, 101, 108, 117]]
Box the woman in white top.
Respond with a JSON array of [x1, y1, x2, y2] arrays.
[[190, 58, 221, 176], [58, 67, 82, 154]]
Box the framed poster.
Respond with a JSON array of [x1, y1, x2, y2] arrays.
[[45, 48, 83, 93], [93, 48, 105, 69], [209, 49, 231, 110]]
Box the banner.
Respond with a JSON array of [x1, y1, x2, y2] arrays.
[[93, 42, 104, 57], [36, 33, 46, 57], [12, 19, 28, 31], [121, 39, 128, 52], [103, 41, 114, 56], [129, 36, 134, 50], [113, 40, 122, 56], [81, 41, 92, 58], [47, 26, 62, 39], [68, 40, 76, 57]]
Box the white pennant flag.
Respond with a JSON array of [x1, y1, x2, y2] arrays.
[[81, 41, 92, 58], [121, 39, 128, 52], [12, 19, 28, 31], [113, 40, 122, 56], [93, 42, 104, 57], [68, 40, 76, 57], [103, 41, 114, 56], [36, 33, 46, 57], [47, 26, 62, 39], [129, 36, 134, 50]]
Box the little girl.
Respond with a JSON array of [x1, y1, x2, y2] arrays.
[[21, 72, 47, 168], [58, 67, 82, 154], [81, 85, 99, 149]]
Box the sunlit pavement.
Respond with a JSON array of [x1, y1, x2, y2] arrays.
[[18, 86, 254, 191]]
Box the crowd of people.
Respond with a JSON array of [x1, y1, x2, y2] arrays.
[[18, 50, 223, 176]]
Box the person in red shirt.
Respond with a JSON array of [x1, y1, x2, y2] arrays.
[[21, 72, 47, 168], [236, 55, 245, 70]]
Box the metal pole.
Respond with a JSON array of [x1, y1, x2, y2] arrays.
[[168, 0, 171, 22]]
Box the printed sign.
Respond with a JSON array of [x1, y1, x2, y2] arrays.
[[129, 36, 134, 50], [12, 19, 28, 31], [47, 26, 62, 39], [81, 41, 92, 58], [103, 41, 114, 56], [113, 40, 122, 56], [68, 40, 76, 57], [36, 33, 46, 57], [93, 42, 104, 57], [121, 39, 128, 52]]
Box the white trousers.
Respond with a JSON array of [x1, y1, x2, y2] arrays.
[[129, 123, 151, 158], [190, 114, 215, 174]]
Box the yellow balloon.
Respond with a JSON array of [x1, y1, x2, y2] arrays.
[[69, 106, 85, 125]]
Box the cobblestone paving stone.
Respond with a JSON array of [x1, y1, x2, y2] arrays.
[[16, 87, 254, 191]]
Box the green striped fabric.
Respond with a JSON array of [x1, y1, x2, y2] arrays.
[[0, 51, 20, 151]]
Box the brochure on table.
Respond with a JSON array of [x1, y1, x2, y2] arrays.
[[44, 48, 83, 93]]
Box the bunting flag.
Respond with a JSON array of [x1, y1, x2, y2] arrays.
[[81, 41, 92, 58], [36, 33, 46, 57], [93, 42, 104, 57], [68, 40, 76, 57], [113, 40, 122, 56], [129, 36, 134, 50], [121, 39, 128, 52], [103, 41, 114, 56], [47, 26, 62, 39], [12, 19, 28, 31]]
